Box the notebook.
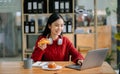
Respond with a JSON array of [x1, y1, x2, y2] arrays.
[[65, 48, 109, 70]]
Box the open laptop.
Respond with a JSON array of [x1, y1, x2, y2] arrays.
[[65, 48, 109, 70]]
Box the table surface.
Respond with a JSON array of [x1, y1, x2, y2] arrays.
[[0, 61, 116, 74]]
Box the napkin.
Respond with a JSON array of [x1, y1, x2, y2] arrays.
[[32, 61, 48, 67]]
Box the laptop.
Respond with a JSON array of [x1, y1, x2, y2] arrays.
[[65, 48, 109, 70]]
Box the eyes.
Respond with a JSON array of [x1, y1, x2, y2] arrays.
[[54, 23, 64, 28]]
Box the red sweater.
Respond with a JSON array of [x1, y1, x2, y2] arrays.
[[31, 36, 84, 63]]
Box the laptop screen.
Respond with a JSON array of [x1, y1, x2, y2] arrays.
[[81, 48, 109, 70]]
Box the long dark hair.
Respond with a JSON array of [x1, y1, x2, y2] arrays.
[[42, 13, 64, 36]]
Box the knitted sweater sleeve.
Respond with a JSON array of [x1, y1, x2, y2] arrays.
[[31, 36, 45, 62]]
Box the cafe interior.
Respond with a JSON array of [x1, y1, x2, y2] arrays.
[[0, 0, 119, 74]]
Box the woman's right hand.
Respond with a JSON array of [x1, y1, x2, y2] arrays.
[[37, 38, 50, 50], [38, 44, 47, 50]]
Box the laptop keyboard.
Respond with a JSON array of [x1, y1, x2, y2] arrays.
[[65, 64, 81, 70]]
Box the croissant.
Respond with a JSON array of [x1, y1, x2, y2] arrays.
[[38, 38, 50, 46]]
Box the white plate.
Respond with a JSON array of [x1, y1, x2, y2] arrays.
[[42, 65, 62, 70]]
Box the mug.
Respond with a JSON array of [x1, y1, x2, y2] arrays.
[[23, 58, 33, 69]]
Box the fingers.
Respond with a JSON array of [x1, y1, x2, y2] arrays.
[[38, 44, 47, 50], [37, 38, 50, 50]]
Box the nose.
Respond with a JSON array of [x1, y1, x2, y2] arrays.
[[57, 27, 61, 31], [57, 26, 63, 32]]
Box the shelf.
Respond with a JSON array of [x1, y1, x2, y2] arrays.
[[23, 13, 74, 15], [25, 50, 33, 53], [23, 13, 45, 15], [23, 33, 41, 35], [74, 32, 95, 34]]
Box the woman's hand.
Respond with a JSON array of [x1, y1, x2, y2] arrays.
[[37, 38, 50, 50], [77, 60, 83, 66], [38, 44, 47, 50]]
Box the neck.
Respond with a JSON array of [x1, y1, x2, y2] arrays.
[[50, 34, 58, 40]]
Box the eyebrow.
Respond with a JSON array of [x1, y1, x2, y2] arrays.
[[54, 22, 64, 25]]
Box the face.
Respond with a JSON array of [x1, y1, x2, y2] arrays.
[[49, 18, 64, 36]]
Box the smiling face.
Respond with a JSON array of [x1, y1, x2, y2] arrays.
[[48, 18, 64, 38]]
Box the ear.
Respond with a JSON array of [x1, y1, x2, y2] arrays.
[[48, 24, 51, 29]]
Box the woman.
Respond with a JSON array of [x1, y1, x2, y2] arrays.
[[31, 13, 84, 65]]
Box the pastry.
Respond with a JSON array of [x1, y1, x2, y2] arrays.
[[38, 38, 50, 46], [48, 62, 57, 68]]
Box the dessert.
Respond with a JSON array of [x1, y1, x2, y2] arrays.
[[48, 62, 57, 68], [38, 38, 50, 46]]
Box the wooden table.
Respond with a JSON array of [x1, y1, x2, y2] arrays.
[[0, 61, 116, 74]]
